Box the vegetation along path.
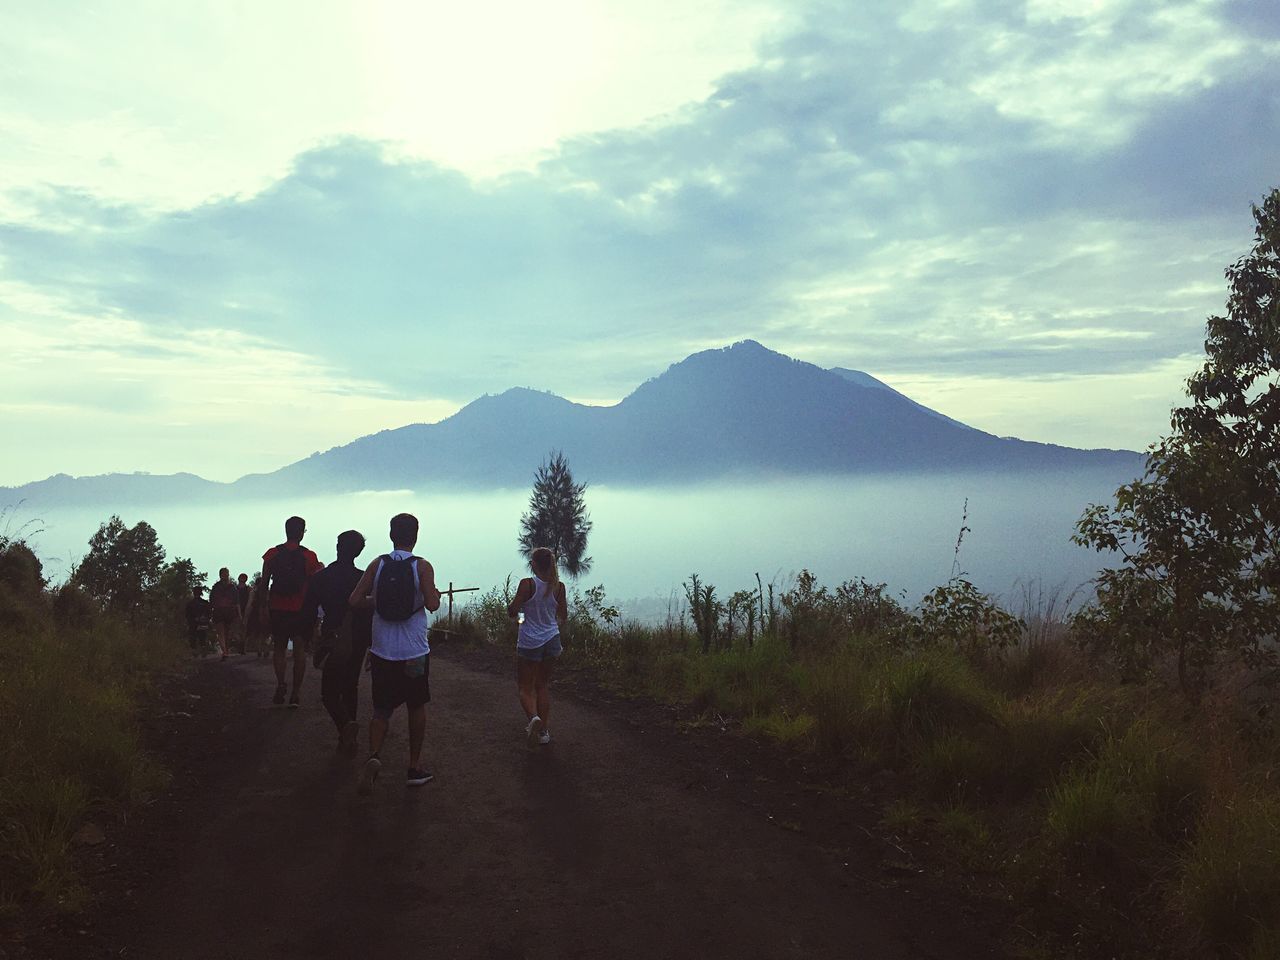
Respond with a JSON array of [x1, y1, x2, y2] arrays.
[[39, 643, 1008, 960]]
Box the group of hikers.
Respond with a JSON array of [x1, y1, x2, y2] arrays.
[[184, 513, 567, 792]]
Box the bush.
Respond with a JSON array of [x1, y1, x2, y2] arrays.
[[908, 578, 1023, 653], [796, 649, 869, 755], [0, 531, 184, 914], [1045, 721, 1206, 862], [866, 647, 998, 743], [1180, 790, 1280, 954]]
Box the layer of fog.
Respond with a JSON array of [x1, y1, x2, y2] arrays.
[[15, 470, 1132, 621]]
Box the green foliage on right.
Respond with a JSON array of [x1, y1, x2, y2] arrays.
[[1074, 188, 1280, 702], [457, 565, 1280, 958]]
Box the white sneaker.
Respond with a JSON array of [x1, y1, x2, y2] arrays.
[[538, 730, 552, 745], [357, 755, 381, 795], [526, 715, 544, 748]]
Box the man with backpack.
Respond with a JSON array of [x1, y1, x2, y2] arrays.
[[261, 516, 324, 707], [301, 530, 373, 753], [348, 513, 441, 793]]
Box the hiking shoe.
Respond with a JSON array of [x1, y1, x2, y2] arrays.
[[288, 691, 300, 709], [273, 684, 286, 705], [357, 756, 381, 795], [538, 730, 552, 745], [340, 721, 359, 754], [406, 767, 433, 787], [526, 715, 544, 748]]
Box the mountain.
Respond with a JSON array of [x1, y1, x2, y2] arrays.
[[4, 341, 1143, 505]]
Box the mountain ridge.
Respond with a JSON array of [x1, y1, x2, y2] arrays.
[[4, 340, 1142, 505]]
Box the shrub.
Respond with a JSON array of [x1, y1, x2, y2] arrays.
[[741, 710, 816, 746], [1045, 720, 1206, 862], [908, 578, 1024, 653], [796, 649, 869, 755], [0, 529, 184, 914], [1179, 790, 1280, 954], [866, 647, 998, 743]]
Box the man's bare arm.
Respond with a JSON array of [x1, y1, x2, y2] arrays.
[[417, 559, 442, 613]]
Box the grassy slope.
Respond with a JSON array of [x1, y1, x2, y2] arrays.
[[0, 564, 186, 914]]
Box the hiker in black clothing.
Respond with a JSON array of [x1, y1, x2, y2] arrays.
[[185, 586, 213, 656], [301, 530, 373, 753], [235, 572, 251, 653], [209, 567, 238, 660]]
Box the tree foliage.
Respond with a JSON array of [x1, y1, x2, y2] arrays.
[[518, 450, 593, 577], [72, 516, 166, 617], [1074, 188, 1280, 700]]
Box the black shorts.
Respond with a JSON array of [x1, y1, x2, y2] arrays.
[[370, 653, 430, 717], [270, 610, 307, 651]]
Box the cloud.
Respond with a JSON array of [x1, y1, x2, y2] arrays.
[[0, 290, 452, 483], [1, 0, 1277, 481]]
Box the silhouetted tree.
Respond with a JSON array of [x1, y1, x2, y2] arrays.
[[72, 516, 165, 618], [1074, 188, 1280, 702], [518, 451, 593, 577]]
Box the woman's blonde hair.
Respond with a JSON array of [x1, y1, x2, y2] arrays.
[[530, 547, 559, 598]]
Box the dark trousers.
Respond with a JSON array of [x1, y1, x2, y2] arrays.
[[321, 642, 369, 731]]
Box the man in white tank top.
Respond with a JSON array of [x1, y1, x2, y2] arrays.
[[348, 512, 441, 792]]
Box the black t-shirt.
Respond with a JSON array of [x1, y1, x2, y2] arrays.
[[185, 597, 212, 627], [236, 582, 251, 613], [302, 561, 373, 647], [210, 580, 238, 609]]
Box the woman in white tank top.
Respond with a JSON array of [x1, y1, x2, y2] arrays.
[[506, 547, 567, 747]]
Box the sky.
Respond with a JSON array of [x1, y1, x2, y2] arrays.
[[2, 0, 1278, 486]]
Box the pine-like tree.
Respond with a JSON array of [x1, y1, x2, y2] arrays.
[[518, 451, 593, 577]]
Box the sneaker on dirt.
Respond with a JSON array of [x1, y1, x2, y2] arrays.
[[288, 691, 300, 709], [538, 731, 552, 745], [406, 767, 433, 787], [525, 715, 543, 748], [357, 756, 381, 795]]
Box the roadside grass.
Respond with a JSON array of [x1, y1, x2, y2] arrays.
[[459, 574, 1280, 958], [0, 543, 184, 916]]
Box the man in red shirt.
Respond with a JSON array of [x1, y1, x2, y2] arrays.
[[261, 516, 324, 707]]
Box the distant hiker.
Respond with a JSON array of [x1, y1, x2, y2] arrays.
[[506, 547, 567, 747], [348, 513, 441, 793], [261, 516, 324, 707], [209, 567, 238, 661], [301, 530, 373, 753], [185, 586, 213, 656], [244, 575, 271, 658], [235, 572, 252, 653]]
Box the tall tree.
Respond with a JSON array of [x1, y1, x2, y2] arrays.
[[518, 451, 593, 577], [1074, 188, 1280, 701], [72, 516, 166, 616]]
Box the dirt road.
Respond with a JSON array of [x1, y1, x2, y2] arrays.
[[43, 647, 1008, 960]]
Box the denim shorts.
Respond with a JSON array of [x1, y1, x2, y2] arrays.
[[516, 635, 562, 662]]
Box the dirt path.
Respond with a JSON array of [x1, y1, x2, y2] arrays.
[[41, 648, 1008, 960]]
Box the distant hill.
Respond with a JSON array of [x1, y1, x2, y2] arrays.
[[4, 341, 1143, 505]]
